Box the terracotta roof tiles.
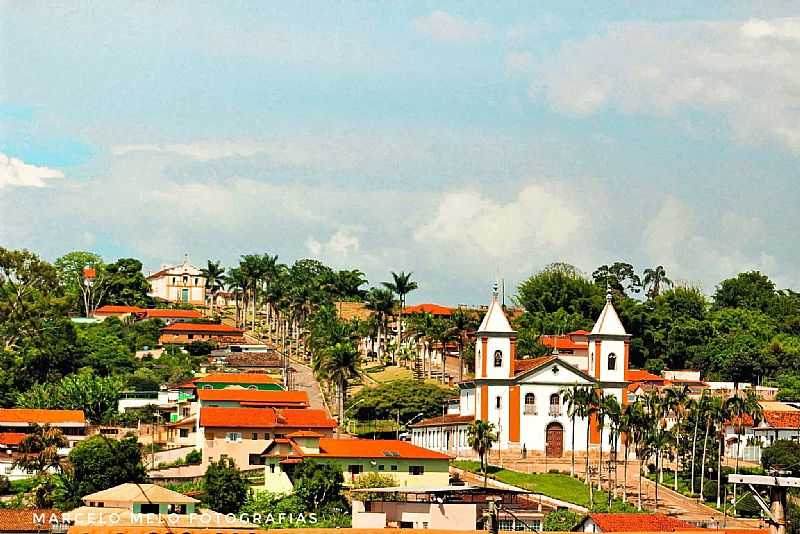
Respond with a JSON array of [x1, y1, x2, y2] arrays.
[[0, 409, 86, 425], [586, 513, 695, 532], [200, 407, 336, 429]]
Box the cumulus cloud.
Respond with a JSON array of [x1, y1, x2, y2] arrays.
[[413, 11, 489, 43], [306, 230, 361, 259], [536, 17, 800, 152], [414, 183, 584, 260], [0, 152, 64, 189]]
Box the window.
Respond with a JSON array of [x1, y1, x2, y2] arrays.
[[249, 454, 265, 465], [179, 428, 189, 438], [499, 520, 513, 531], [608, 352, 617, 370], [494, 350, 503, 367], [194, 277, 199, 285], [549, 394, 561, 416], [495, 396, 502, 409], [391, 465, 398, 471], [524, 393, 536, 415], [348, 464, 363, 474], [269, 464, 276, 473], [182, 275, 188, 284], [251, 432, 258, 440], [378, 464, 385, 471], [248, 385, 257, 390], [167, 504, 187, 514], [408, 465, 424, 475], [140, 503, 159, 514], [264, 433, 271, 440], [226, 432, 242, 442]]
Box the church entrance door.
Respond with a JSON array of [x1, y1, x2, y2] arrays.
[[545, 422, 564, 457]]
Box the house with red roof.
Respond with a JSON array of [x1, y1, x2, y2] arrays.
[[143, 308, 204, 323], [575, 513, 695, 532], [723, 402, 800, 462], [261, 434, 450, 493], [0, 509, 66, 533], [197, 407, 336, 469], [93, 304, 145, 320], [158, 322, 246, 345]]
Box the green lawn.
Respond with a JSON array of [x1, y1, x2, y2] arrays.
[[367, 365, 413, 383], [452, 460, 638, 513]]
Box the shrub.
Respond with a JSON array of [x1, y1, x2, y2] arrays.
[[185, 449, 202, 465], [543, 510, 579, 531], [0, 475, 9, 495]]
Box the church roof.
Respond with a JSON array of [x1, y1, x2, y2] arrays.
[[477, 295, 515, 334], [590, 292, 628, 336]]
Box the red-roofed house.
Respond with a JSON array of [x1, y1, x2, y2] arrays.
[[158, 323, 246, 345], [724, 402, 800, 462], [93, 305, 144, 320], [540, 330, 590, 371], [0, 509, 66, 533], [403, 303, 453, 316], [262, 435, 450, 493], [143, 308, 204, 323], [198, 407, 336, 468], [576, 513, 695, 532], [196, 389, 309, 409]]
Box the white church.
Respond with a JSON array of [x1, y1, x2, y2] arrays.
[[411, 287, 631, 458]]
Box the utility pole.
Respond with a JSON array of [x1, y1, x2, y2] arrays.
[[728, 473, 798, 534]]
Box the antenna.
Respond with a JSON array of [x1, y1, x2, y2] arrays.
[[501, 278, 505, 307]]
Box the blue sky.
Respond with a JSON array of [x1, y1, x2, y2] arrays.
[[2, 1, 799, 305]]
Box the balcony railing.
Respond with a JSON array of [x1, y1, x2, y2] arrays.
[[548, 406, 562, 417]]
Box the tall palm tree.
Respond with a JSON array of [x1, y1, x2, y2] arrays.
[[467, 420, 497, 488], [382, 271, 418, 352], [700, 396, 722, 503], [364, 287, 397, 360], [448, 308, 478, 383], [601, 394, 622, 505], [642, 265, 673, 299], [725, 389, 763, 511], [628, 401, 650, 511], [663, 385, 689, 491], [321, 342, 363, 421], [223, 268, 247, 327], [688, 394, 703, 497], [577, 388, 599, 486], [619, 403, 637, 504], [560, 386, 584, 478], [200, 260, 225, 317], [13, 425, 68, 475]]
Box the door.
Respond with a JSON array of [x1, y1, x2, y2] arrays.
[[182, 288, 189, 303], [545, 422, 564, 457]]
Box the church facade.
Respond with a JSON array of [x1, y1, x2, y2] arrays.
[[411, 289, 631, 458]]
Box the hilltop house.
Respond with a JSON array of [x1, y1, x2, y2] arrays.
[[412, 287, 633, 458], [262, 435, 451, 493], [146, 257, 206, 305]]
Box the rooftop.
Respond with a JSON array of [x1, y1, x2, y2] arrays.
[[145, 308, 203, 318], [82, 483, 199, 504], [404, 303, 453, 316], [94, 305, 143, 315], [584, 513, 695, 532], [0, 509, 63, 532], [590, 294, 628, 337], [266, 437, 451, 460], [194, 372, 281, 385], [477, 295, 514, 334], [412, 414, 475, 428], [200, 407, 336, 429], [161, 323, 244, 333], [196, 389, 308, 405], [0, 408, 86, 425], [0, 432, 27, 446]]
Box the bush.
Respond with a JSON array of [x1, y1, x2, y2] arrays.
[[0, 475, 9, 495], [702, 480, 718, 503], [543, 510, 579, 531], [185, 449, 202, 465], [736, 492, 762, 518], [204, 458, 248, 514], [185, 340, 215, 356], [762, 440, 800, 476]]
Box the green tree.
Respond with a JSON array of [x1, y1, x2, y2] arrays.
[[13, 425, 68, 475], [364, 287, 396, 360], [592, 262, 642, 296], [516, 263, 603, 320], [104, 258, 152, 306], [347, 380, 454, 421], [204, 457, 248, 514], [467, 420, 497, 488], [68, 435, 146, 498], [54, 251, 108, 316], [319, 342, 362, 421], [292, 459, 345, 509], [382, 271, 418, 352], [762, 440, 800, 476], [714, 271, 777, 312], [201, 260, 225, 316], [642, 265, 673, 299], [543, 509, 579, 531]]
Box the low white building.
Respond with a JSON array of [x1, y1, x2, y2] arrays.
[[146, 256, 206, 305]]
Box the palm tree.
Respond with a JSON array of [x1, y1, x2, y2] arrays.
[[223, 268, 247, 327], [448, 308, 478, 383], [364, 287, 397, 360], [382, 271, 418, 352], [725, 389, 763, 511], [687, 394, 703, 497], [642, 265, 673, 298], [619, 403, 637, 504], [700, 396, 722, 504], [201, 260, 225, 317], [560, 386, 582, 477], [627, 401, 650, 511], [13, 425, 68, 475], [576, 388, 599, 486], [467, 420, 497, 488], [320, 342, 363, 421], [663, 385, 689, 491], [601, 394, 622, 505]]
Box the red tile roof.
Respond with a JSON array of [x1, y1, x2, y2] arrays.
[[763, 411, 800, 429], [514, 356, 556, 375], [312, 438, 450, 460], [0, 409, 86, 425], [625, 369, 666, 383], [0, 509, 63, 531], [200, 407, 336, 429], [287, 430, 324, 438], [145, 309, 203, 319], [197, 389, 309, 405], [0, 432, 27, 446], [540, 334, 588, 351], [586, 513, 695, 532], [412, 414, 474, 427], [194, 372, 280, 385], [161, 323, 243, 333], [403, 303, 453, 316], [94, 305, 143, 315], [568, 329, 590, 335]]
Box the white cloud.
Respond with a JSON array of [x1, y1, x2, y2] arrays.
[[0, 152, 64, 189], [414, 183, 584, 259], [306, 230, 361, 259], [536, 17, 800, 152], [413, 11, 489, 43]]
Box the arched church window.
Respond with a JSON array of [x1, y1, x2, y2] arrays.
[[494, 350, 503, 367], [524, 393, 536, 415], [608, 352, 617, 370], [549, 394, 561, 416], [182, 275, 188, 285]]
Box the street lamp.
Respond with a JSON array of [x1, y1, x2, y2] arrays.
[[339, 398, 367, 436], [398, 412, 424, 440]]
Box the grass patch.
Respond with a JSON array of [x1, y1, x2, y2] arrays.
[[367, 365, 413, 383], [452, 460, 638, 512]]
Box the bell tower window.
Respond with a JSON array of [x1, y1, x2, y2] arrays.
[[608, 353, 617, 370], [493, 350, 503, 367]]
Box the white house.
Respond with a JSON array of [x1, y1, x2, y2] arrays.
[[146, 256, 206, 305], [412, 287, 632, 458]]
